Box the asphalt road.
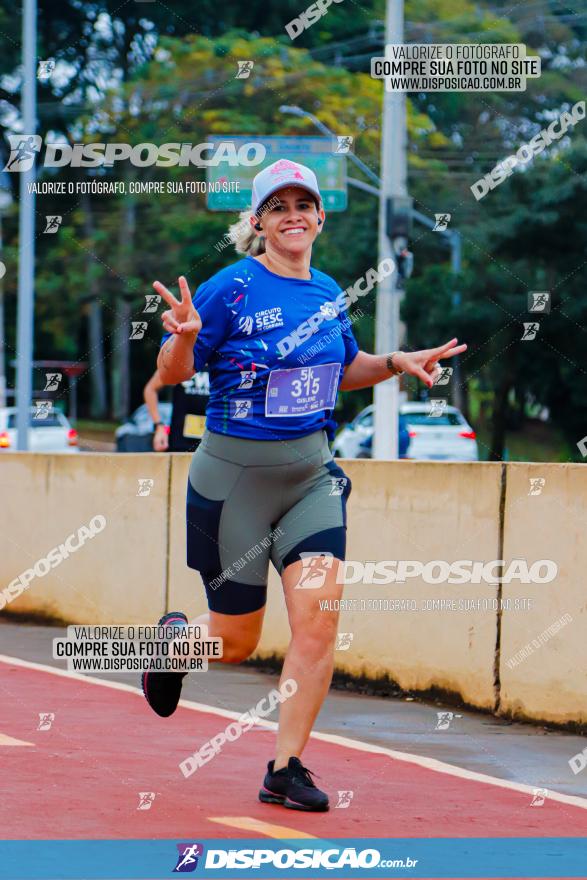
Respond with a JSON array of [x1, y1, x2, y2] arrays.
[[1, 617, 586, 800]]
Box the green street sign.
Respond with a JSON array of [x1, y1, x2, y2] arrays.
[[206, 136, 348, 212]]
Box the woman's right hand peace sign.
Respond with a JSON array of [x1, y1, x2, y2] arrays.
[[153, 276, 202, 337]]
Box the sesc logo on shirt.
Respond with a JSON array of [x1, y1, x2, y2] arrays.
[[237, 309, 283, 337], [254, 306, 284, 332]]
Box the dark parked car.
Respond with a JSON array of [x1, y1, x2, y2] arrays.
[[332, 405, 411, 459], [356, 414, 411, 459], [115, 403, 172, 452]]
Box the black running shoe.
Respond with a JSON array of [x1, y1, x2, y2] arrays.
[[259, 757, 329, 812], [141, 611, 188, 718]]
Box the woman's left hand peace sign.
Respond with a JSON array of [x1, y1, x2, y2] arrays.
[[392, 338, 467, 388]]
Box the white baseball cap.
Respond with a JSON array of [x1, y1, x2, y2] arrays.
[[251, 159, 321, 214]]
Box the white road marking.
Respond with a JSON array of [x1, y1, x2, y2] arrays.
[[0, 732, 34, 746]]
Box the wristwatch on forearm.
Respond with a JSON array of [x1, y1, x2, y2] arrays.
[[386, 351, 405, 376], [153, 421, 165, 430]]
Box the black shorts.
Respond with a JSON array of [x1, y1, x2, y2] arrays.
[[186, 429, 352, 615]]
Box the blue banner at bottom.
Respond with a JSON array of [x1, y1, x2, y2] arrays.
[[1, 838, 586, 880]]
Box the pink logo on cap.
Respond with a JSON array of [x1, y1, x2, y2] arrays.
[[270, 159, 304, 179], [270, 159, 299, 173]]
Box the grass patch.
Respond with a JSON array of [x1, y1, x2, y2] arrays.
[[76, 419, 118, 434]]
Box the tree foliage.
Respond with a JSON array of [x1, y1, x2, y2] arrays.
[[0, 0, 584, 459]]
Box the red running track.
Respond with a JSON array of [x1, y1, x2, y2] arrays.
[[1, 655, 586, 880]]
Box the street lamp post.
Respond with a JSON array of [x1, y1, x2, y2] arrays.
[[0, 176, 13, 409], [15, 0, 37, 449], [373, 0, 406, 460]]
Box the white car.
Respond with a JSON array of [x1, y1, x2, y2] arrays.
[[0, 407, 79, 453], [400, 402, 479, 461], [333, 402, 478, 461]]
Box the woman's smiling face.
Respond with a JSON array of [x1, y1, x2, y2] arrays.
[[252, 186, 325, 256]]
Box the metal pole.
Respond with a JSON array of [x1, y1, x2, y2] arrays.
[[15, 0, 37, 450], [450, 230, 464, 411], [346, 176, 380, 197], [69, 373, 77, 423], [373, 0, 406, 460]]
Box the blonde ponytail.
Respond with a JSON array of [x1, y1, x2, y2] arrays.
[[228, 209, 266, 256]]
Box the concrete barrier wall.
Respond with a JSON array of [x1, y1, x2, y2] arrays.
[[499, 463, 587, 725], [0, 453, 170, 624], [1, 453, 585, 724]]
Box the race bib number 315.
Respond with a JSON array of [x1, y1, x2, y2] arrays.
[[265, 363, 341, 417]]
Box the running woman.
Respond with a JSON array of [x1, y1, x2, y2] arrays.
[[142, 159, 466, 812]]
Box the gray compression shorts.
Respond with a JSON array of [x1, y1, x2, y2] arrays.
[[186, 428, 352, 615]]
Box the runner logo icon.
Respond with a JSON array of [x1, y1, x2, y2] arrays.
[[295, 552, 334, 589], [37, 712, 55, 731], [137, 792, 156, 810], [231, 399, 252, 419], [3, 135, 42, 172], [173, 843, 204, 872]]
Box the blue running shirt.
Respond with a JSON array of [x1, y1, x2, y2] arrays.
[[160, 256, 360, 440]]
